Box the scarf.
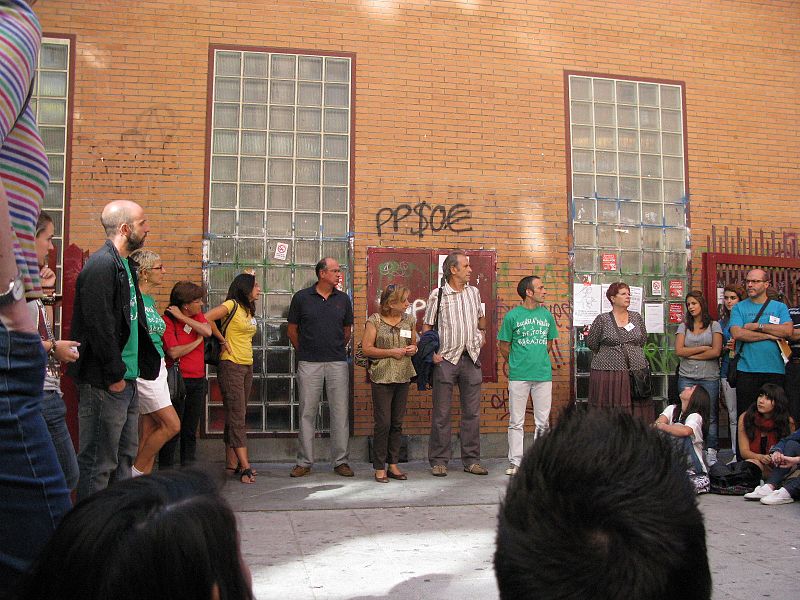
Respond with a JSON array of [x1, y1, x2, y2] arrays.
[[749, 413, 780, 455]]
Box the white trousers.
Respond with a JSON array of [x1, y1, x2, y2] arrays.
[[507, 380, 552, 466]]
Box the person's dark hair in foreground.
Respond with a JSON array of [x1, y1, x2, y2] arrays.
[[12, 470, 254, 600], [494, 406, 711, 600]]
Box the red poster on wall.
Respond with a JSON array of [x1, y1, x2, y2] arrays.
[[669, 279, 684, 298], [669, 303, 684, 323], [366, 248, 497, 382], [601, 253, 617, 271]]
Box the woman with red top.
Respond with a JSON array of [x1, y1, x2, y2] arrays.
[[738, 383, 795, 477], [159, 281, 211, 468]]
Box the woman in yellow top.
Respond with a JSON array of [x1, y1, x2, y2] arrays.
[[361, 285, 417, 483], [207, 273, 261, 484]]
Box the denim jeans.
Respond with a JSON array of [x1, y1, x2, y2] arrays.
[[0, 324, 70, 586], [76, 380, 138, 502], [677, 376, 720, 449], [766, 439, 800, 498], [159, 376, 205, 468], [41, 389, 79, 490]]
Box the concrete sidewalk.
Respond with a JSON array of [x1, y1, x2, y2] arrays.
[[224, 458, 799, 600]]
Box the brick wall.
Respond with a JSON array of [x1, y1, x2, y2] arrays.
[[37, 0, 800, 437]]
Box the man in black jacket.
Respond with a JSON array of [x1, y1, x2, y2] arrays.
[[69, 200, 160, 501]]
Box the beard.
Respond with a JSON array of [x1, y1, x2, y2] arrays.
[[125, 230, 146, 252]]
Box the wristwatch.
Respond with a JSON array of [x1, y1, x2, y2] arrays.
[[0, 272, 24, 307]]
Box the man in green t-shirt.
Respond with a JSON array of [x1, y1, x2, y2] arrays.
[[498, 276, 559, 476]]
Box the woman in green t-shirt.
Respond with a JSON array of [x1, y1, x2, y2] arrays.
[[129, 249, 180, 476]]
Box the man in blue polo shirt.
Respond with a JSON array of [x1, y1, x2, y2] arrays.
[[730, 269, 793, 444], [287, 257, 354, 478]]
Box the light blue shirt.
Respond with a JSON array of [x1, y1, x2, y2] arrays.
[[729, 299, 791, 374]]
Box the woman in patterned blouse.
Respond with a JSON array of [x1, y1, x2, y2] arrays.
[[361, 284, 417, 483], [586, 282, 650, 419]]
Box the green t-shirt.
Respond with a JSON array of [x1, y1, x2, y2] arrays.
[[498, 305, 558, 381], [120, 258, 140, 380], [142, 294, 166, 359]]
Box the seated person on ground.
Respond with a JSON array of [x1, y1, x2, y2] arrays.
[[495, 406, 711, 600], [11, 470, 254, 600], [744, 425, 800, 505], [655, 384, 711, 475], [738, 383, 795, 483]]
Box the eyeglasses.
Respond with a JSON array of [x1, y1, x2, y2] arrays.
[[745, 279, 767, 284]]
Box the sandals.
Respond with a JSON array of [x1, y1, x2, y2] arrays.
[[239, 468, 255, 484], [226, 463, 258, 477]]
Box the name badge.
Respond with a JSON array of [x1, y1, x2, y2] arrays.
[[623, 323, 635, 332], [251, 318, 257, 326], [183, 324, 193, 334], [400, 329, 412, 339], [769, 315, 780, 325]]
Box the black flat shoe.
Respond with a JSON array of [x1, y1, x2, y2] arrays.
[[374, 472, 389, 483], [387, 470, 407, 480]]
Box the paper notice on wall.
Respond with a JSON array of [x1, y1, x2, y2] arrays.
[[573, 284, 602, 326], [644, 303, 665, 333], [600, 284, 611, 314], [651, 280, 663, 296], [717, 287, 724, 307], [437, 254, 448, 285], [629, 286, 643, 314], [274, 242, 289, 261]]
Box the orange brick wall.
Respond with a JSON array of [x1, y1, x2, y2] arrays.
[[37, 1, 800, 437]]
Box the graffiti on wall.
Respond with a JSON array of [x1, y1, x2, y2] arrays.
[[375, 201, 473, 238]]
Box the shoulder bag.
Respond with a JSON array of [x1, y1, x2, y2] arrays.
[[204, 302, 238, 366], [728, 300, 770, 388], [613, 312, 652, 400], [166, 314, 186, 402]]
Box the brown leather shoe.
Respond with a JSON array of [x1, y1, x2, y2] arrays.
[[334, 463, 354, 477], [464, 463, 489, 475], [290, 465, 311, 478], [387, 470, 407, 480], [374, 472, 389, 483]]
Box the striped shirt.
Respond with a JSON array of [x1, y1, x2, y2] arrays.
[[424, 282, 484, 364], [1, 0, 46, 298]]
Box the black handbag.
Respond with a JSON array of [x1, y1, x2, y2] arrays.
[[204, 302, 238, 366], [166, 360, 185, 402], [612, 312, 652, 400], [727, 300, 770, 389]]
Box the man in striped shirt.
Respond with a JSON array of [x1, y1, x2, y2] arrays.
[[423, 251, 488, 476]]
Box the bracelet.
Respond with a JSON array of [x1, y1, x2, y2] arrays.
[[48, 340, 57, 358]]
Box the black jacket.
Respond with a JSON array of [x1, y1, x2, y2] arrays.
[[412, 329, 440, 391], [67, 240, 160, 387]]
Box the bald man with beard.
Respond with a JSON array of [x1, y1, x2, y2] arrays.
[[69, 201, 161, 501]]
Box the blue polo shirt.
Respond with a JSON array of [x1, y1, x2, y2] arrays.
[[287, 285, 354, 362], [730, 299, 791, 374]]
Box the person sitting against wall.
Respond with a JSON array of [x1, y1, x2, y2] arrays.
[[738, 384, 797, 503], [654, 385, 711, 491], [10, 469, 255, 600], [744, 428, 800, 505]]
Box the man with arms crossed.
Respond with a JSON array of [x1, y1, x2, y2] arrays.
[[288, 257, 354, 477], [729, 269, 793, 438], [498, 276, 558, 476], [424, 251, 488, 477], [69, 200, 160, 501]]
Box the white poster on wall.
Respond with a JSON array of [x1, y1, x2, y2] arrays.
[[573, 284, 602, 326], [644, 302, 665, 333], [629, 286, 643, 314]]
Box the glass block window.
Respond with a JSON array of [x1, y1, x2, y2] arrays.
[[205, 49, 352, 435], [568, 75, 688, 404], [32, 38, 71, 335]]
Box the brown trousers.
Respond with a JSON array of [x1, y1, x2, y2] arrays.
[[217, 360, 252, 448]]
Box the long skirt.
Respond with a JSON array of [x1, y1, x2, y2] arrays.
[[588, 369, 653, 421]]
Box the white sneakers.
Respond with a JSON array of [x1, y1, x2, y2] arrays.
[[744, 484, 795, 505], [505, 464, 519, 476], [760, 487, 794, 505], [743, 484, 774, 500], [705, 448, 718, 467]]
